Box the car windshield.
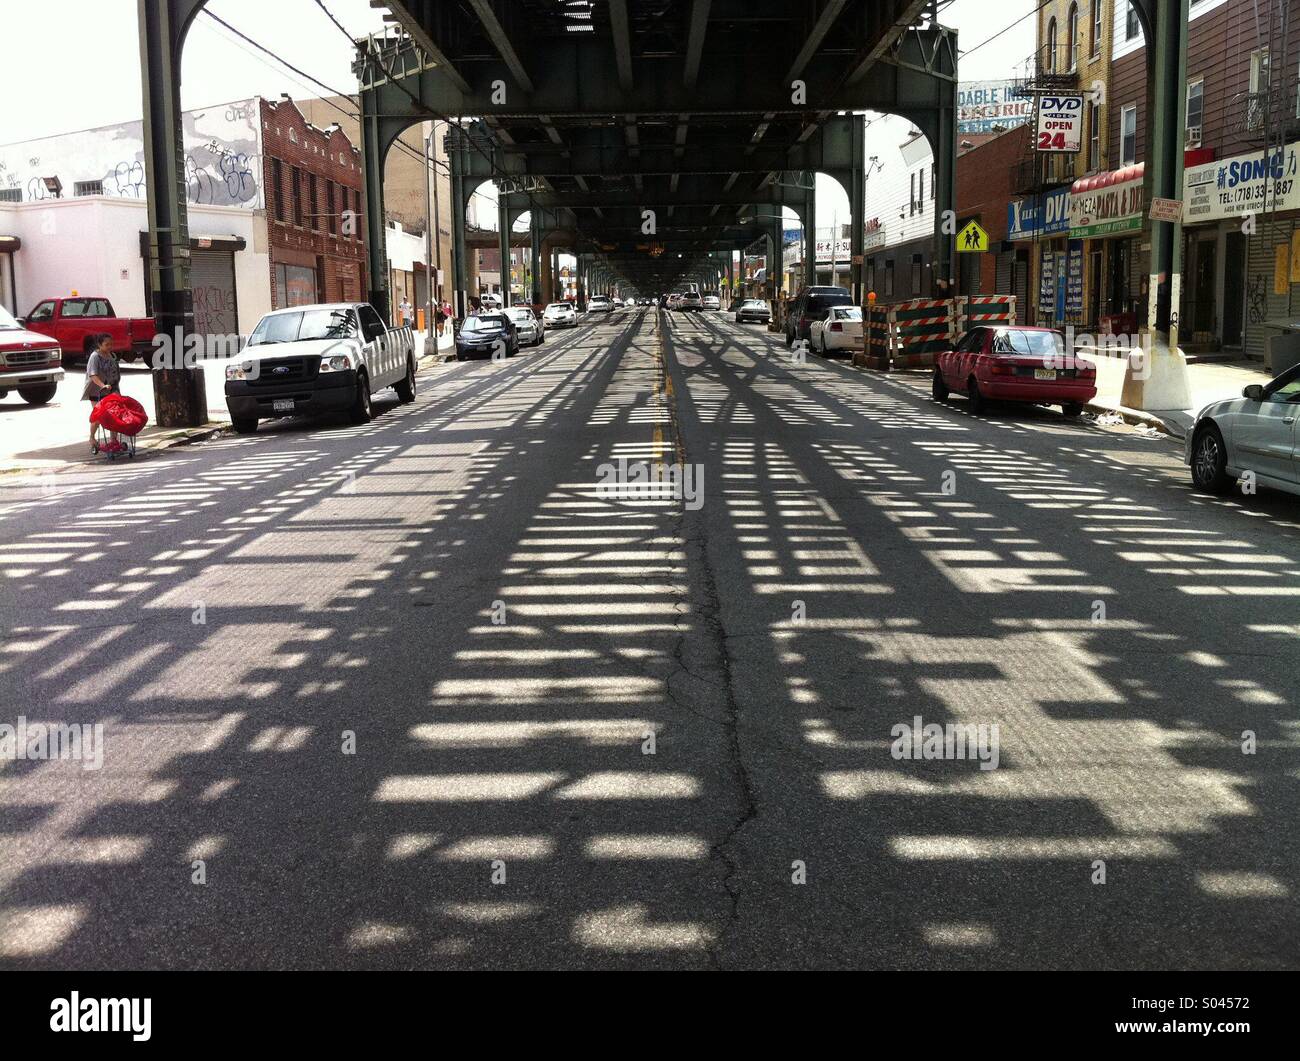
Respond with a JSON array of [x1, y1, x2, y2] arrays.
[[833, 307, 863, 320], [248, 308, 357, 346], [463, 315, 507, 332], [507, 309, 532, 321], [992, 330, 1064, 356], [0, 306, 23, 330]]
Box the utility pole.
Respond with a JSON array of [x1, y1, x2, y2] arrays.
[[424, 127, 434, 342]]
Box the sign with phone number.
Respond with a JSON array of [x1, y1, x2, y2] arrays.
[[1185, 142, 1300, 221]]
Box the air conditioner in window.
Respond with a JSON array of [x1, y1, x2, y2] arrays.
[[1185, 125, 1202, 147]]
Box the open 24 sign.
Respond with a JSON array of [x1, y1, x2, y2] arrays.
[[1036, 95, 1083, 153]]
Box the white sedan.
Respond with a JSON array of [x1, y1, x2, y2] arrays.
[[1187, 363, 1300, 497], [506, 306, 545, 347], [543, 302, 578, 328], [809, 306, 863, 356]]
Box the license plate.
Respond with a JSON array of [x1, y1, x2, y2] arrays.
[[273, 399, 295, 413], [1034, 369, 1056, 380]]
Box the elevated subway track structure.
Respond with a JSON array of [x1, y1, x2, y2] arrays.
[[136, 1, 1188, 425], [357, 0, 955, 313]]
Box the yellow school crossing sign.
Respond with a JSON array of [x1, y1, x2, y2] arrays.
[[957, 220, 988, 253]]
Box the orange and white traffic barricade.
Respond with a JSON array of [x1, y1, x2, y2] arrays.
[[855, 303, 893, 370], [959, 294, 1017, 328]]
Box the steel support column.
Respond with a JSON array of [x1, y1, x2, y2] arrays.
[[497, 191, 512, 306], [138, 0, 207, 427], [450, 134, 469, 320], [1143, 0, 1188, 341], [802, 177, 817, 292], [849, 118, 866, 302], [359, 87, 392, 323], [530, 212, 543, 306]]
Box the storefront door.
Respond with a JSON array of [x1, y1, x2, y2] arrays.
[[1193, 238, 1216, 336], [1223, 232, 1246, 347]]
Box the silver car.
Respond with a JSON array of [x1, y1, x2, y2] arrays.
[[1186, 363, 1300, 497], [506, 306, 545, 347]]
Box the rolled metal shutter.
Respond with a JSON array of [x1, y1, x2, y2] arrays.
[[190, 248, 238, 339]]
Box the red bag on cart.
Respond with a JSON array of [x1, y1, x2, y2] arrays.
[[90, 393, 149, 437]]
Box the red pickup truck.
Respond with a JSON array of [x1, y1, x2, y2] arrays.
[[21, 296, 157, 364], [0, 305, 63, 405]]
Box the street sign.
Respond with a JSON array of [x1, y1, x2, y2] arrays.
[[957, 220, 989, 253], [1148, 197, 1184, 223], [1036, 95, 1084, 153]]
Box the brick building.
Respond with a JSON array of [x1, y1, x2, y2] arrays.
[[259, 98, 367, 309], [956, 123, 1034, 318]]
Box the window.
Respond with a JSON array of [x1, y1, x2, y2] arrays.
[[1185, 79, 1203, 145], [1091, 0, 1101, 57], [271, 158, 285, 222], [1046, 18, 1057, 73], [358, 304, 387, 341], [1066, 4, 1079, 72], [1125, 3, 1139, 41], [1088, 100, 1102, 170], [1120, 104, 1137, 166], [918, 166, 925, 205], [309, 174, 320, 230], [27, 300, 56, 322], [866, 260, 875, 292], [884, 259, 895, 296], [291, 167, 303, 226], [1249, 49, 1270, 130], [930, 162, 936, 199], [911, 253, 923, 293], [73, 180, 103, 197], [326, 182, 336, 235], [909, 172, 917, 216], [0, 189, 21, 203]]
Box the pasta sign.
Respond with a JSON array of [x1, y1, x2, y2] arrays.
[[1036, 96, 1084, 153]]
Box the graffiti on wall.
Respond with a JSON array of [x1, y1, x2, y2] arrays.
[[1246, 274, 1269, 325], [0, 101, 262, 209]]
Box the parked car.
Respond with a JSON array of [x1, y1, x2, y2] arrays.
[[21, 296, 157, 364], [479, 293, 503, 310], [0, 304, 64, 406], [1186, 363, 1300, 497], [785, 286, 853, 345], [810, 305, 863, 356], [543, 301, 579, 328], [666, 294, 683, 311], [702, 294, 721, 311], [455, 312, 519, 361], [224, 303, 415, 434], [932, 326, 1096, 417], [506, 306, 545, 347], [588, 295, 615, 314], [734, 298, 771, 324]]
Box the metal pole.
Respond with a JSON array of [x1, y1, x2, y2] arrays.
[[424, 129, 434, 338]]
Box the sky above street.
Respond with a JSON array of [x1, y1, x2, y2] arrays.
[[0, 0, 1036, 226]]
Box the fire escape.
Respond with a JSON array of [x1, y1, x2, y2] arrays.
[[1010, 33, 1083, 199]]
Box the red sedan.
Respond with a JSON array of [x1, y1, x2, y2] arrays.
[[932, 325, 1096, 417]]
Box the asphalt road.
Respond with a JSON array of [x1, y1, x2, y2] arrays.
[[1, 308, 1297, 969]]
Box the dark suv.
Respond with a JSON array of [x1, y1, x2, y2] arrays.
[[785, 286, 854, 346]]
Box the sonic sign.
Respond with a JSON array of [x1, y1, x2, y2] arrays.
[[1036, 95, 1084, 153]]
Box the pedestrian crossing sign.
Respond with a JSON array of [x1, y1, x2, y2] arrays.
[[957, 221, 988, 253]]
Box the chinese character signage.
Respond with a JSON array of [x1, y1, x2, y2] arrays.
[[1184, 142, 1300, 222]]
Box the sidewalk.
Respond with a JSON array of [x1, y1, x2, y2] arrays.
[[0, 330, 455, 473], [1088, 353, 1271, 439]]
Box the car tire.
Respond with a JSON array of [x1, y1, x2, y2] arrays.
[[18, 384, 57, 406], [349, 373, 372, 424], [1061, 402, 1083, 418], [394, 358, 416, 403], [1191, 423, 1233, 494], [785, 329, 793, 347], [231, 417, 258, 435], [931, 369, 949, 402], [967, 376, 986, 415]]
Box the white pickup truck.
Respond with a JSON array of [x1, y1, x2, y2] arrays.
[[224, 302, 416, 434]]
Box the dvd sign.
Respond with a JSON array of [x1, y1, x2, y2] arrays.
[[1036, 95, 1084, 153]]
